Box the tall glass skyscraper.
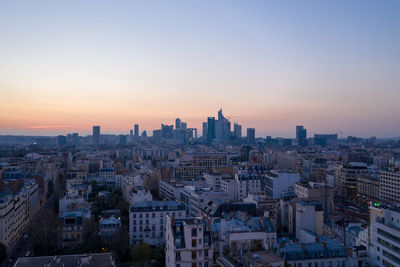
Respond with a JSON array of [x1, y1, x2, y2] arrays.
[[207, 117, 216, 144], [93, 126, 100, 146]]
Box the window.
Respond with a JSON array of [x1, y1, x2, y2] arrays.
[[204, 250, 208, 258], [192, 228, 197, 236], [192, 251, 197, 259], [192, 239, 197, 247]]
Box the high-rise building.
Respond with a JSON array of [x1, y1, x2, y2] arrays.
[[134, 124, 139, 137], [234, 123, 242, 138], [247, 128, 255, 144], [58, 135, 67, 146], [130, 129, 133, 136], [207, 117, 216, 143], [181, 122, 187, 130], [215, 109, 231, 141], [93, 126, 100, 146], [161, 124, 174, 138], [119, 135, 127, 145], [175, 118, 181, 130], [72, 133, 79, 146], [296, 125, 307, 146], [202, 122, 208, 140]]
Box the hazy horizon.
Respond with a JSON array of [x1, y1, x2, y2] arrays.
[[1, 0, 400, 138]]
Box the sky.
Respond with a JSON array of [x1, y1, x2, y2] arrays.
[[0, 0, 399, 138]]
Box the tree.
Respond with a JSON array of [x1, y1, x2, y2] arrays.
[[79, 217, 102, 253], [30, 209, 59, 256], [131, 243, 151, 267], [143, 170, 160, 198], [110, 225, 130, 261]]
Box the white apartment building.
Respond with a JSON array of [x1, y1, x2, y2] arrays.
[[128, 185, 152, 206], [99, 168, 116, 187], [265, 170, 300, 199], [159, 180, 186, 201], [237, 172, 262, 197], [129, 201, 185, 245], [0, 180, 39, 251], [180, 186, 231, 217], [220, 179, 240, 201], [370, 205, 400, 267], [295, 201, 324, 240], [166, 216, 213, 267], [217, 216, 276, 252]]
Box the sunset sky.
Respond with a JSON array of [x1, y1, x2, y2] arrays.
[[1, 0, 399, 137]]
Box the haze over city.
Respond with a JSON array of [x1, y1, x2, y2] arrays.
[[1, 0, 400, 137]]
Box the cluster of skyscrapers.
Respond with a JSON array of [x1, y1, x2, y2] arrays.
[[202, 109, 254, 144]]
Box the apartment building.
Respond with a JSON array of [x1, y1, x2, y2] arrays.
[[380, 169, 400, 203], [165, 216, 212, 267], [129, 201, 185, 245]]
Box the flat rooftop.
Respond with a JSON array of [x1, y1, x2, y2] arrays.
[[14, 253, 114, 267]]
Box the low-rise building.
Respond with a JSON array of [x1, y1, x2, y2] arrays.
[[99, 215, 121, 238], [276, 231, 347, 267], [14, 252, 115, 267], [265, 170, 300, 199]]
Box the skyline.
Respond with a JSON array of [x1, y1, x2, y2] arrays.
[[1, 0, 400, 138]]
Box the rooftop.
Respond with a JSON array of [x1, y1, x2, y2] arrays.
[[14, 253, 114, 267]]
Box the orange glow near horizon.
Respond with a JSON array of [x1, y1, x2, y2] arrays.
[[1, 1, 400, 137]]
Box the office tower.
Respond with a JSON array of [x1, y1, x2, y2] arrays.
[[141, 130, 147, 137], [72, 133, 79, 146], [202, 122, 208, 140], [93, 126, 100, 146], [130, 129, 133, 136], [161, 124, 173, 138], [215, 109, 230, 141], [181, 122, 187, 130], [234, 123, 242, 138], [175, 118, 181, 130], [58, 135, 67, 146], [207, 117, 216, 143], [218, 108, 224, 121], [247, 128, 255, 144], [119, 135, 127, 145], [296, 125, 307, 146], [134, 124, 139, 137]]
